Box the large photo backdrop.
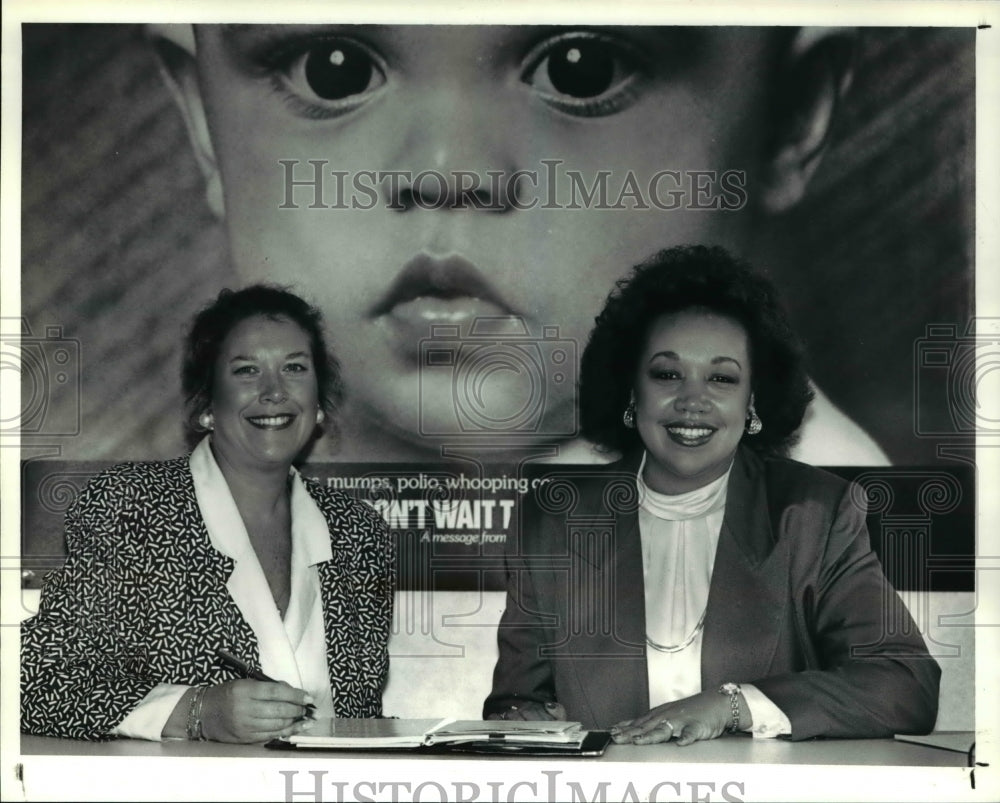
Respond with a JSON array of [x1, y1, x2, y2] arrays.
[[17, 21, 979, 600], [19, 24, 973, 466]]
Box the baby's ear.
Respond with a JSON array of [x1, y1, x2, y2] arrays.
[[145, 24, 225, 218], [758, 27, 857, 214]]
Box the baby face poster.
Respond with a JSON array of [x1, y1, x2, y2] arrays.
[[9, 13, 981, 468]]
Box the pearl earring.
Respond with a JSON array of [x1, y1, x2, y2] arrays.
[[198, 411, 214, 431], [316, 409, 325, 425]]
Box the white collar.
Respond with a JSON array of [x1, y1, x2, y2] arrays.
[[637, 451, 731, 522], [189, 436, 332, 567], [188, 436, 335, 707]]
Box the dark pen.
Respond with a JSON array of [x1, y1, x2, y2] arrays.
[[216, 648, 316, 718]]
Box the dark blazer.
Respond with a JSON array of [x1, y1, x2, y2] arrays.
[[484, 447, 940, 739], [21, 455, 394, 740]]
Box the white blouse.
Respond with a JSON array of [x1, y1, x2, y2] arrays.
[[637, 454, 791, 738], [113, 437, 335, 740], [638, 458, 727, 707]]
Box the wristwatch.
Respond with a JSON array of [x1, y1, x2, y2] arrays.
[[718, 682, 742, 733]]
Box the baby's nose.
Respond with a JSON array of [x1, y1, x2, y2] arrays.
[[382, 82, 524, 213]]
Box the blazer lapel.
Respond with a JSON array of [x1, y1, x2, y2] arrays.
[[180, 461, 261, 673], [701, 448, 790, 688], [610, 510, 650, 714], [189, 532, 261, 658], [562, 469, 648, 724]]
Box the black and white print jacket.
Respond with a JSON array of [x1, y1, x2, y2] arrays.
[[21, 454, 394, 740]]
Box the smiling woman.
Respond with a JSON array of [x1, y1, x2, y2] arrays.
[[183, 288, 334, 472], [21, 285, 395, 743], [633, 312, 753, 494], [484, 246, 939, 742]]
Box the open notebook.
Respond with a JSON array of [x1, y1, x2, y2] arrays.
[[266, 718, 612, 756]]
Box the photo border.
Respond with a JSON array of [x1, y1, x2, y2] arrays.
[[2, 2, 997, 801]]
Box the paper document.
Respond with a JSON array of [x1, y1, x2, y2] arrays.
[[288, 718, 451, 748], [286, 718, 587, 749], [425, 719, 586, 746]]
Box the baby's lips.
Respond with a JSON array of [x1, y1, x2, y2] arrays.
[[370, 252, 514, 318]]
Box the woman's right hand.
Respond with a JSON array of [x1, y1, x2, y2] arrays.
[[199, 680, 315, 743]]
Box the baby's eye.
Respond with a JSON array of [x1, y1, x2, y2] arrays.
[[522, 32, 647, 117], [270, 37, 387, 118], [299, 40, 382, 100]]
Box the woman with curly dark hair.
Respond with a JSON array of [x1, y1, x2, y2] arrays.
[[485, 245, 939, 744], [579, 245, 815, 461]]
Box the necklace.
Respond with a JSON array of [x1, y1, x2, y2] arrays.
[[645, 608, 707, 653]]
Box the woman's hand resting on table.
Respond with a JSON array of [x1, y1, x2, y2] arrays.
[[611, 690, 749, 746], [486, 701, 567, 722], [165, 680, 315, 743]]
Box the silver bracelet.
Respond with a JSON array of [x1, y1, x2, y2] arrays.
[[186, 686, 208, 741], [718, 682, 742, 733]]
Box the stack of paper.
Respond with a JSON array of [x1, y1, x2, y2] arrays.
[[283, 718, 587, 750], [287, 718, 450, 749], [424, 720, 586, 747]]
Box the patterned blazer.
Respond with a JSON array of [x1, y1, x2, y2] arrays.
[[21, 455, 394, 740]]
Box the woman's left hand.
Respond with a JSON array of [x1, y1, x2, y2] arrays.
[[610, 690, 737, 746]]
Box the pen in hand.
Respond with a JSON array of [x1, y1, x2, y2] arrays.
[[216, 648, 316, 718]]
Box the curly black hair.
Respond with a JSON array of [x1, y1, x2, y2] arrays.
[[579, 245, 813, 457], [181, 284, 343, 440]]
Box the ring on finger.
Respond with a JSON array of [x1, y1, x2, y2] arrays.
[[662, 720, 675, 736]]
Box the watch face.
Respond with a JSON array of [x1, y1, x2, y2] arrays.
[[720, 683, 740, 694]]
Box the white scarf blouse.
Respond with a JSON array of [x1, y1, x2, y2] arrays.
[[637, 453, 791, 737], [638, 454, 728, 707]]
